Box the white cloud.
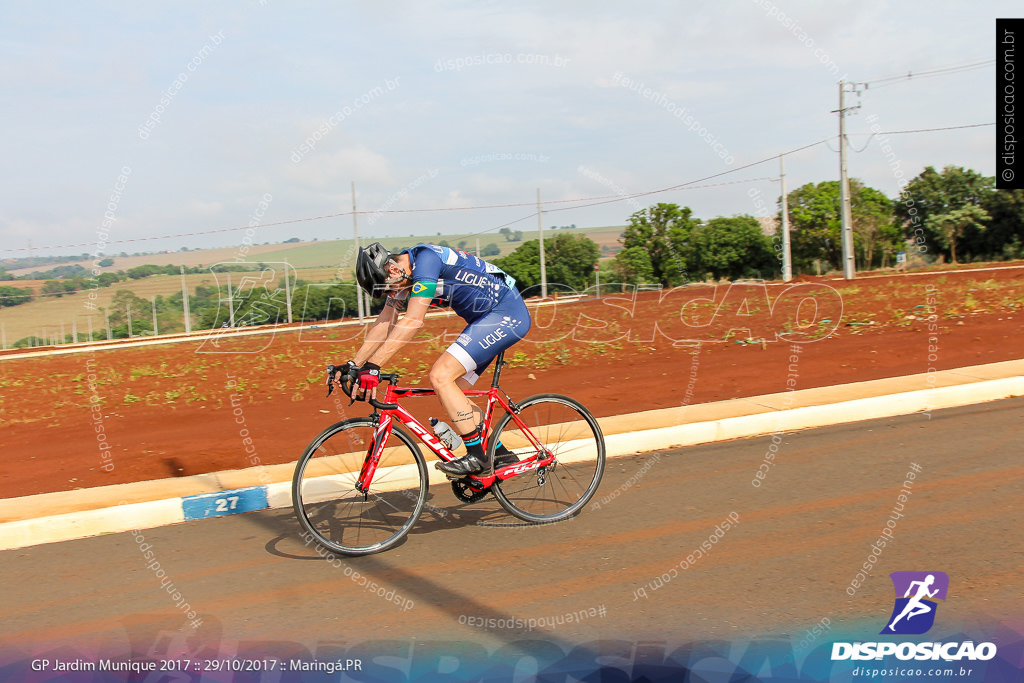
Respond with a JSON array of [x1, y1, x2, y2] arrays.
[[0, 0, 1017, 253], [184, 200, 224, 216], [283, 145, 394, 190]]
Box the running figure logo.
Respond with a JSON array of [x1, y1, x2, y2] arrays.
[[881, 571, 949, 635]]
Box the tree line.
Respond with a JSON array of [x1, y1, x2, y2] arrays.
[[489, 165, 1022, 288], [610, 165, 1020, 285], [785, 165, 1013, 273], [1, 262, 260, 309], [13, 277, 372, 346]]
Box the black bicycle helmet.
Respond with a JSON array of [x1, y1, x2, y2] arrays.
[[355, 242, 393, 295]]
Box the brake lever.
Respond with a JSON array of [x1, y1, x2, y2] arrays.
[[325, 365, 336, 398], [341, 372, 357, 406]]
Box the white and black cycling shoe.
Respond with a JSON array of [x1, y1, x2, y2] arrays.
[[436, 454, 488, 476], [436, 448, 521, 476]]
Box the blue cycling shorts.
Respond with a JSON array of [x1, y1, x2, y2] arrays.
[[446, 292, 531, 385]]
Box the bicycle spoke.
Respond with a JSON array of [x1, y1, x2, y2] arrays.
[[293, 419, 427, 556], [491, 395, 605, 522]]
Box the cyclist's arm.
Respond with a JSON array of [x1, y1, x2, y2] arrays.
[[364, 295, 430, 368], [352, 299, 400, 366]]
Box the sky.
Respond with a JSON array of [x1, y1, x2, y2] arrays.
[[0, 0, 1010, 259]]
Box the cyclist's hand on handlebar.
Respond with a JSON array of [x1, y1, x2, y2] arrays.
[[354, 362, 381, 401], [325, 360, 357, 397]]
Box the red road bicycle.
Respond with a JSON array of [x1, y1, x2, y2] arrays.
[[292, 351, 606, 555]]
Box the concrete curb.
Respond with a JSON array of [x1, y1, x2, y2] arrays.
[[603, 375, 1024, 458], [2, 360, 1021, 551]]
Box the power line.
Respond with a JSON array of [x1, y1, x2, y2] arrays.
[[541, 176, 780, 216], [407, 176, 785, 243], [841, 121, 995, 154], [0, 173, 811, 255], [456, 139, 833, 240], [0, 120, 989, 256], [863, 59, 994, 90], [864, 59, 995, 85], [853, 122, 995, 136]]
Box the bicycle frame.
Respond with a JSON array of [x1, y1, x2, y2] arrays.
[[354, 358, 554, 494]]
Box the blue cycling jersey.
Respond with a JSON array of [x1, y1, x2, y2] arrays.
[[404, 245, 517, 322], [388, 245, 529, 383]]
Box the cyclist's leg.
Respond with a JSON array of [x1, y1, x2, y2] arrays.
[[433, 299, 531, 475], [431, 352, 491, 475], [429, 352, 480, 435]]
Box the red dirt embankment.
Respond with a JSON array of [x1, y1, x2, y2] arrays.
[[1, 267, 1022, 497]]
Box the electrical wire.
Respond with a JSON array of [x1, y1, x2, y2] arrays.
[[0, 122, 987, 255], [863, 59, 995, 88], [3, 140, 829, 254], [849, 122, 995, 137]]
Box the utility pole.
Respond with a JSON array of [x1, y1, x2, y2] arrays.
[[127, 304, 133, 338], [180, 265, 191, 333], [836, 80, 861, 280], [88, 314, 93, 343], [105, 309, 111, 340], [352, 181, 364, 322], [72, 318, 78, 343], [152, 297, 158, 336], [537, 188, 547, 298], [780, 154, 792, 282], [284, 258, 293, 324], [227, 272, 235, 327]]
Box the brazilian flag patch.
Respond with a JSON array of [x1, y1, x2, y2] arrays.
[[410, 280, 436, 298]]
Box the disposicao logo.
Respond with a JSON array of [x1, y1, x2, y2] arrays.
[[831, 571, 998, 663], [881, 571, 948, 635]]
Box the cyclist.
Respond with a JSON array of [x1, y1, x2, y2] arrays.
[[339, 242, 532, 476]]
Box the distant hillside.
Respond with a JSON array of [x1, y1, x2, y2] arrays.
[[3, 243, 287, 277]]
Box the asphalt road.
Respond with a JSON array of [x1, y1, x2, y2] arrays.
[[2, 397, 1021, 673]]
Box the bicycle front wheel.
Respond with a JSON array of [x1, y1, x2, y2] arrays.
[[489, 394, 605, 523], [292, 418, 427, 556]]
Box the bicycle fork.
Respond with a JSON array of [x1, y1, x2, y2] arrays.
[[355, 414, 392, 496]]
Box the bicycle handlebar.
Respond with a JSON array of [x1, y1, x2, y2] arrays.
[[367, 372, 399, 410], [368, 395, 399, 411]]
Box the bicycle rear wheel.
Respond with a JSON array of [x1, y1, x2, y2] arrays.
[[292, 417, 427, 556], [489, 394, 605, 523]]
